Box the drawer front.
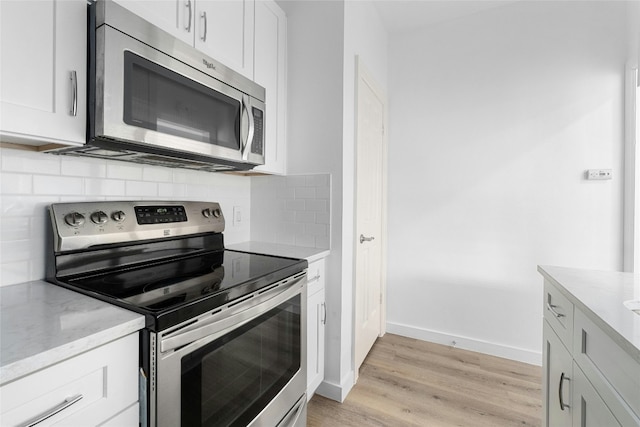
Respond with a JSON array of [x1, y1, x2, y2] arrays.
[[573, 309, 640, 423], [0, 333, 139, 426], [544, 280, 574, 348], [307, 258, 325, 296]]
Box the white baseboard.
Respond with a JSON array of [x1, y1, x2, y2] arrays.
[[386, 321, 542, 366], [314, 371, 355, 403]]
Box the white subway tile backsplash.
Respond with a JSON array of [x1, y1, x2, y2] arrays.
[[0, 239, 31, 263], [316, 186, 330, 199], [143, 166, 173, 183], [305, 199, 327, 212], [158, 183, 187, 198], [106, 162, 144, 181], [285, 175, 306, 188], [2, 150, 60, 175], [277, 186, 295, 199], [295, 234, 315, 247], [1, 195, 59, 217], [85, 178, 125, 196], [1, 261, 30, 287], [61, 157, 106, 178], [305, 223, 327, 237], [285, 199, 305, 211], [251, 174, 331, 250], [125, 180, 158, 197], [294, 187, 316, 199], [0, 147, 252, 287], [295, 211, 315, 223], [33, 175, 83, 195], [1, 173, 32, 194], [0, 217, 30, 241], [316, 212, 330, 225]]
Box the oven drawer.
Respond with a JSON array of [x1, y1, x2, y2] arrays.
[[0, 333, 139, 426]]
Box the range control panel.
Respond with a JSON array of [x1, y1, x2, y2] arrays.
[[49, 201, 225, 252]]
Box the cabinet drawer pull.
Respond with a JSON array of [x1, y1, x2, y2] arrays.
[[20, 394, 83, 427], [321, 302, 326, 325], [69, 70, 77, 117], [308, 274, 321, 283], [559, 372, 570, 411], [546, 302, 565, 318]]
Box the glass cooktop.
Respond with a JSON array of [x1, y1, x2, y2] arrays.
[[63, 250, 306, 331]]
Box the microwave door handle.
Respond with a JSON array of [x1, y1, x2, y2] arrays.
[[241, 97, 254, 161]]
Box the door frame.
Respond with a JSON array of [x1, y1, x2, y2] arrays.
[[624, 65, 639, 273], [352, 55, 388, 377]]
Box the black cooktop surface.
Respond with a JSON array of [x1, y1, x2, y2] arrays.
[[59, 249, 307, 331]]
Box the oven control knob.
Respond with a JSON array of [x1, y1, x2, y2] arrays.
[[202, 208, 212, 218], [90, 211, 108, 225], [64, 212, 85, 227], [112, 211, 126, 222], [212, 208, 221, 218]]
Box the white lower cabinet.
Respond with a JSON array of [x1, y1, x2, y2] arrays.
[[542, 279, 640, 427], [307, 259, 326, 399], [0, 333, 140, 426]]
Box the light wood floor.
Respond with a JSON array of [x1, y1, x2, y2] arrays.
[[307, 334, 542, 427]]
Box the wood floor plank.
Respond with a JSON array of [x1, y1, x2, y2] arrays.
[[307, 334, 542, 426]]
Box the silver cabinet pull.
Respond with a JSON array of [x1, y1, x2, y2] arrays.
[[558, 372, 570, 411], [185, 0, 192, 32], [546, 302, 565, 318], [359, 234, 375, 244], [200, 11, 207, 41], [69, 70, 77, 116], [308, 274, 320, 283], [321, 302, 326, 325], [20, 394, 83, 427]]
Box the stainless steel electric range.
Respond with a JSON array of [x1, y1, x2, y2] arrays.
[[46, 201, 308, 427]]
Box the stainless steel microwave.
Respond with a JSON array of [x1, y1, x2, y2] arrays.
[[54, 0, 265, 172]]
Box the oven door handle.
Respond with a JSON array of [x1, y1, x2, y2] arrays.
[[160, 274, 305, 353]]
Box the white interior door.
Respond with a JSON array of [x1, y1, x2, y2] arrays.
[[354, 57, 387, 373]]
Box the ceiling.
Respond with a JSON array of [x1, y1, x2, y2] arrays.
[[373, 0, 521, 34]]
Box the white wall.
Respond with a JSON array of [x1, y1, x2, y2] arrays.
[[386, 1, 627, 364], [0, 148, 251, 287]]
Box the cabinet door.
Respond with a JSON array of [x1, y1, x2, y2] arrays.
[[195, 0, 254, 79], [113, 0, 194, 45], [543, 321, 573, 427], [307, 287, 326, 399], [0, 0, 86, 146], [572, 364, 622, 427], [252, 0, 286, 175]]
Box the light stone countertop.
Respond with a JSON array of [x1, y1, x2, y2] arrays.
[[227, 241, 330, 263], [538, 265, 640, 363], [1, 280, 145, 385]]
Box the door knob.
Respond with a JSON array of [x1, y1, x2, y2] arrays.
[[360, 234, 375, 244]]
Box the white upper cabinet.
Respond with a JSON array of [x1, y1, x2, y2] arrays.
[[195, 0, 255, 79], [113, 0, 194, 45], [0, 0, 86, 147], [252, 0, 286, 175]]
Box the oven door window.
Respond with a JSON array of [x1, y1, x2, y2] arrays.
[[181, 294, 301, 427], [123, 51, 240, 149]]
